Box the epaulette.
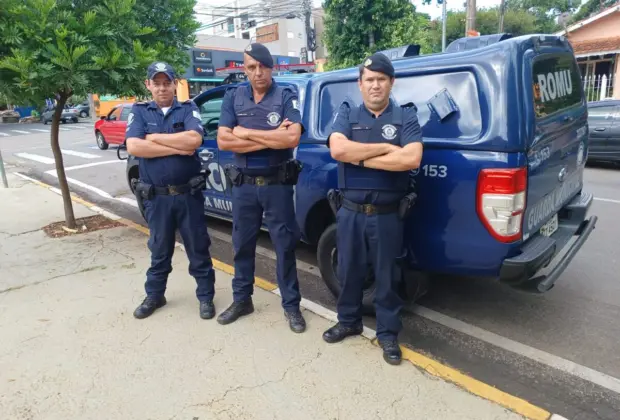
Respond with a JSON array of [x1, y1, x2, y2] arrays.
[[134, 101, 148, 106], [181, 99, 193, 105], [401, 101, 418, 113]]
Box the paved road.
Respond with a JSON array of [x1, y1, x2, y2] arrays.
[[3, 128, 620, 419]]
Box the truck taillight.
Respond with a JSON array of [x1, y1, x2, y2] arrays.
[[476, 167, 527, 243]]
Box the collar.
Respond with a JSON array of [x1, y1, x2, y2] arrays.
[[362, 100, 393, 119], [147, 98, 180, 110], [246, 79, 277, 101]]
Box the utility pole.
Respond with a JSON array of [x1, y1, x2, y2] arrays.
[[442, 0, 448, 51], [465, 0, 476, 35], [498, 0, 506, 33], [301, 0, 316, 63]]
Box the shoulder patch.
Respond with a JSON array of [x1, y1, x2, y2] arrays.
[[401, 102, 418, 112], [135, 101, 148, 106]]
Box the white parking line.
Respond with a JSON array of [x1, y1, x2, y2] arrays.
[[11, 130, 31, 134], [0, 132, 8, 137], [31, 129, 50, 133], [14, 153, 55, 164], [408, 304, 620, 395], [58, 128, 72, 131], [45, 172, 113, 199], [594, 197, 620, 204], [61, 149, 101, 159], [44, 160, 123, 174]]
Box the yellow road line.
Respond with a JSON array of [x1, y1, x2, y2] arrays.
[[23, 174, 551, 419], [395, 346, 551, 420]]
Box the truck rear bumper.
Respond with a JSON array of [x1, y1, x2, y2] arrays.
[[498, 192, 597, 292]]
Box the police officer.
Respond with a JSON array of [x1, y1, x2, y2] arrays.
[[126, 62, 216, 320], [216, 43, 306, 333], [323, 53, 423, 365]]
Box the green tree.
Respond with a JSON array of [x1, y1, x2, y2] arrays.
[[0, 0, 199, 229], [428, 7, 539, 52], [323, 0, 432, 70], [569, 0, 618, 24], [506, 0, 577, 32]]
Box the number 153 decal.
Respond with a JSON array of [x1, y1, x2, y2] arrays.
[[412, 164, 448, 178]]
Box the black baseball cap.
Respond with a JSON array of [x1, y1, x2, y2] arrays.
[[147, 61, 176, 81], [360, 53, 395, 78], [244, 43, 274, 69]]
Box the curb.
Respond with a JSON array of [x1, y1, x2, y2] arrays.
[[14, 172, 558, 420]]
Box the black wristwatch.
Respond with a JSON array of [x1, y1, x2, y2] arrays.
[[359, 160, 365, 167]]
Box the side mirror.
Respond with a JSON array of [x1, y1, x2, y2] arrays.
[[117, 144, 128, 161]]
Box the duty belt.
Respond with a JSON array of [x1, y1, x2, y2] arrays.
[[152, 184, 193, 196], [341, 197, 400, 215], [240, 173, 281, 186]]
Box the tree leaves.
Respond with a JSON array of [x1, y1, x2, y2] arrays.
[[0, 0, 200, 105]]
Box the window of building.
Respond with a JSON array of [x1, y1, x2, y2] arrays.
[[287, 31, 294, 39], [242, 32, 250, 39]]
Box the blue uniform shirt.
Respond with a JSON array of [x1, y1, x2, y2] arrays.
[[328, 101, 423, 205], [218, 81, 304, 132], [125, 99, 203, 186]]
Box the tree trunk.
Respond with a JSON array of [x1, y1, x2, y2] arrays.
[[368, 31, 375, 49], [51, 92, 77, 229], [498, 0, 506, 33]]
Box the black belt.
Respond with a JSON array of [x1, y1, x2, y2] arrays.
[[241, 173, 282, 186], [152, 184, 193, 195], [341, 197, 399, 215]]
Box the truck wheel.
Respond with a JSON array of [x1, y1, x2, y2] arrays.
[[317, 223, 377, 315]]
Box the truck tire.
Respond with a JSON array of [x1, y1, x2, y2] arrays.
[[317, 223, 377, 315], [317, 223, 430, 316]]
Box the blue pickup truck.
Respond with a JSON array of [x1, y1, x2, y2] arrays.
[[125, 34, 598, 312]]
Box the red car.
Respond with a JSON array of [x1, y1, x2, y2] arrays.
[[94, 103, 134, 150]]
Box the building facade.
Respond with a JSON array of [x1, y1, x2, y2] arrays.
[[556, 5, 620, 101]]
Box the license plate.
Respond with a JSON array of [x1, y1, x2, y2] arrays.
[[540, 214, 559, 237]]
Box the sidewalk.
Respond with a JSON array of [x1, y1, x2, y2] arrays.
[[0, 173, 526, 420]]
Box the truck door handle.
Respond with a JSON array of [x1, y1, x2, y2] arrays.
[[199, 150, 214, 161], [594, 128, 606, 132]]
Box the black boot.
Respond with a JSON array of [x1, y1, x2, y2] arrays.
[[284, 309, 306, 333], [379, 339, 402, 365], [133, 296, 166, 319], [322, 322, 363, 343], [217, 299, 254, 325], [199, 300, 215, 320]]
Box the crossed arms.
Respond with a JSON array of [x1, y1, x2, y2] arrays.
[[216, 119, 302, 153], [329, 132, 423, 172], [126, 131, 202, 158]]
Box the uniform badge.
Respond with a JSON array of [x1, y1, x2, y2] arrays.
[[292, 99, 299, 110], [155, 62, 167, 71], [245, 45, 252, 52], [267, 112, 281, 127], [364, 58, 372, 67], [381, 124, 397, 140], [192, 110, 201, 121]]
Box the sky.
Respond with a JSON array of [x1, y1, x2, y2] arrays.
[[312, 0, 503, 20]]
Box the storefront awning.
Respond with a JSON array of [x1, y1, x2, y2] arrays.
[[187, 77, 225, 82]]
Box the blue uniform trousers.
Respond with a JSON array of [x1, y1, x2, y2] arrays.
[[143, 192, 215, 302], [336, 207, 404, 341], [231, 183, 301, 310]]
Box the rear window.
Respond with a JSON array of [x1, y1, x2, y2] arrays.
[[532, 54, 583, 119], [317, 71, 482, 140]]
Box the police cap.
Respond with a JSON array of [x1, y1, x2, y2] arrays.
[[147, 61, 176, 81], [244, 43, 274, 69], [360, 53, 395, 78]]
